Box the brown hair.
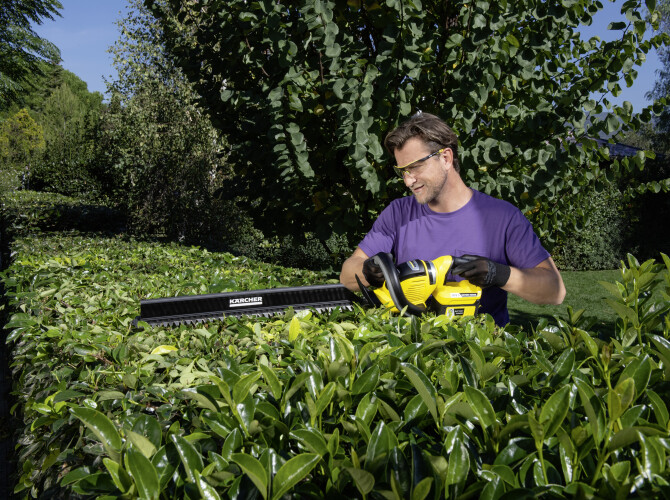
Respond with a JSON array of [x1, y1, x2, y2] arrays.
[[384, 112, 460, 172]]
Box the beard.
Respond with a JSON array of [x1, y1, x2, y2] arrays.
[[412, 170, 448, 206]]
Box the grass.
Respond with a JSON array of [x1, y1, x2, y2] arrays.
[[507, 269, 621, 337]]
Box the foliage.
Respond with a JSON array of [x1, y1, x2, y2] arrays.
[[3, 228, 670, 498], [647, 0, 670, 154], [96, 0, 228, 244], [0, 0, 62, 109], [552, 185, 629, 271], [0, 190, 125, 237], [29, 78, 105, 197], [0, 108, 45, 192], [147, 0, 670, 249]]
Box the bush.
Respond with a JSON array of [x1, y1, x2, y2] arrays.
[[552, 185, 629, 270], [0, 190, 125, 237], [3, 230, 670, 498]]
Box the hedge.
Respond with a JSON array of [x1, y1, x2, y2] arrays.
[[2, 229, 670, 498]]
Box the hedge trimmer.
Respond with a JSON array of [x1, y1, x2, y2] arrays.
[[135, 253, 481, 326]]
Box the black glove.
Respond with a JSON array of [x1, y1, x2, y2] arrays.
[[451, 255, 511, 289], [362, 255, 386, 287]]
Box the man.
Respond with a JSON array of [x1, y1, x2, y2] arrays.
[[340, 112, 565, 326]]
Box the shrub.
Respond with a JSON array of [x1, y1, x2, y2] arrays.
[[0, 190, 125, 237], [3, 230, 670, 498], [552, 185, 629, 270]]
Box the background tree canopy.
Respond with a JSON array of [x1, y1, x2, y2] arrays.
[[0, 0, 63, 109], [146, 0, 669, 250]]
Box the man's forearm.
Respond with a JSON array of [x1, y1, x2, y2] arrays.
[[340, 249, 370, 291], [502, 258, 566, 305]]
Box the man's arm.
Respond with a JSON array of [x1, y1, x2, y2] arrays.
[[502, 257, 566, 305], [340, 247, 370, 291]]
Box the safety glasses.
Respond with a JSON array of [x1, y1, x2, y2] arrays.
[[393, 148, 445, 178]]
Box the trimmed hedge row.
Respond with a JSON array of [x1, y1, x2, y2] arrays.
[[0, 190, 125, 238], [2, 230, 670, 498]]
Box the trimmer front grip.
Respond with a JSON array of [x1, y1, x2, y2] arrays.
[[371, 252, 426, 316]]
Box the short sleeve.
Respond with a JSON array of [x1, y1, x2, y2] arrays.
[[358, 204, 397, 257], [504, 209, 550, 268]]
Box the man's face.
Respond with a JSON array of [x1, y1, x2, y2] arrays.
[[394, 137, 448, 206]]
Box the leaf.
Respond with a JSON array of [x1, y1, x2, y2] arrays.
[[351, 364, 380, 395], [182, 388, 219, 412], [126, 429, 158, 459], [70, 407, 122, 461], [233, 371, 261, 404], [132, 415, 162, 450], [366, 421, 398, 464], [314, 382, 336, 423], [258, 364, 282, 400], [411, 476, 433, 500], [579, 330, 599, 358], [445, 438, 469, 486], [356, 393, 379, 426], [289, 316, 302, 342], [540, 385, 570, 438], [271, 453, 320, 500], [170, 434, 204, 482], [575, 378, 606, 445], [125, 446, 160, 500], [344, 467, 375, 496], [150, 345, 178, 355], [401, 363, 438, 425], [289, 429, 329, 456], [464, 385, 497, 430], [222, 428, 243, 459], [231, 452, 268, 499], [194, 469, 222, 500], [609, 378, 635, 422], [646, 390, 669, 427], [103, 458, 132, 493]]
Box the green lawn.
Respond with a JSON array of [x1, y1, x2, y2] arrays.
[[507, 268, 620, 336]]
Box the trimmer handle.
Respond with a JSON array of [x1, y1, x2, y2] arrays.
[[371, 252, 426, 316]]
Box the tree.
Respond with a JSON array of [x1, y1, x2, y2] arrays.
[[29, 74, 104, 196], [0, 107, 44, 191], [147, 0, 669, 249], [0, 0, 62, 109], [96, 0, 227, 242]]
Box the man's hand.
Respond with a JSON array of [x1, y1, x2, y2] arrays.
[[451, 255, 511, 288], [362, 256, 386, 287]]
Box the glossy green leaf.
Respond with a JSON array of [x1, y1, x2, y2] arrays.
[[271, 453, 320, 500], [366, 421, 398, 464], [231, 452, 268, 499], [70, 407, 122, 461], [289, 428, 329, 456], [445, 438, 469, 486], [401, 362, 438, 424], [344, 467, 375, 496], [126, 429, 158, 459], [314, 381, 336, 422], [103, 458, 132, 493], [540, 385, 570, 438], [233, 371, 261, 404], [646, 390, 669, 427], [170, 434, 204, 482], [194, 469, 222, 500], [258, 364, 282, 400], [464, 385, 497, 430], [125, 446, 160, 500], [352, 364, 380, 395]]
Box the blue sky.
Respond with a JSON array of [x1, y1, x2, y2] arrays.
[[34, 0, 663, 112]]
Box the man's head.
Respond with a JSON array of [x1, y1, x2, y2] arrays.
[[384, 112, 460, 173]]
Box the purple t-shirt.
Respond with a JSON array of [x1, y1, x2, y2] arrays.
[[358, 189, 550, 325]]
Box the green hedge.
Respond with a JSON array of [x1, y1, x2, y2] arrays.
[[552, 186, 629, 271], [3, 232, 670, 498], [0, 190, 125, 237]]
